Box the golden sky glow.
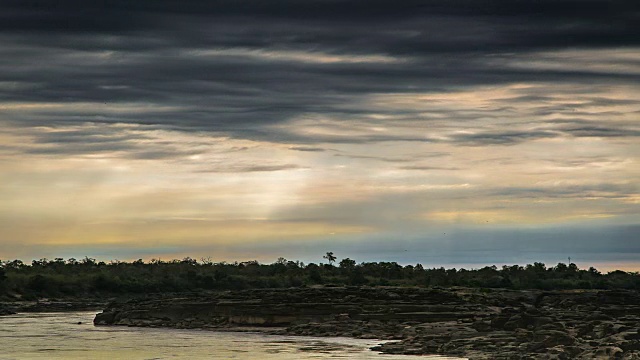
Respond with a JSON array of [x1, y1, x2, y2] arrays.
[[1, 77, 638, 266], [0, 2, 639, 268]]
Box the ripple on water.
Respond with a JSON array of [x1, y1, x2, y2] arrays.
[[0, 312, 464, 359]]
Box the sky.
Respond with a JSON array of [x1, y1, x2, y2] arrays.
[[0, 0, 638, 270]]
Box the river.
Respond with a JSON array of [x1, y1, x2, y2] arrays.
[[0, 312, 463, 359]]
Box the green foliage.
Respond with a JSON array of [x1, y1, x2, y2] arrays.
[[0, 257, 638, 298]]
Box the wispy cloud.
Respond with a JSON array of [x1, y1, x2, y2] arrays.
[[0, 0, 638, 265], [196, 163, 307, 173]]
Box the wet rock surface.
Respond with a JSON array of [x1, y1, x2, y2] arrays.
[[0, 304, 16, 316], [1, 300, 107, 314], [93, 287, 640, 359]]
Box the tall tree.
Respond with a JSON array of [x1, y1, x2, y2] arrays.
[[323, 252, 336, 265]]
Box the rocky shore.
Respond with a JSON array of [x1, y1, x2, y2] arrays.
[[0, 299, 107, 315], [93, 287, 640, 359]]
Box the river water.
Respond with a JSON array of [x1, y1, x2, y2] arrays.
[[0, 312, 463, 359]]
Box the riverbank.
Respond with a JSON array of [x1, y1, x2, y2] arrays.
[[0, 299, 107, 315], [93, 286, 640, 359], [2, 311, 425, 359]]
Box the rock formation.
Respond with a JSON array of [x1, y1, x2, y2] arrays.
[[94, 287, 640, 359]]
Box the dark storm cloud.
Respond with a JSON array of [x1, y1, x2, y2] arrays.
[[32, 128, 151, 144], [1, 0, 639, 145], [555, 125, 640, 138], [2, 1, 638, 48], [449, 120, 640, 146], [23, 141, 203, 160], [3, 125, 204, 159], [451, 130, 559, 146]]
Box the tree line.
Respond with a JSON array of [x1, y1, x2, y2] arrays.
[[1, 254, 639, 300]]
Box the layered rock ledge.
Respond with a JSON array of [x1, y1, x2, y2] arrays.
[[1, 299, 107, 315], [93, 287, 640, 359]]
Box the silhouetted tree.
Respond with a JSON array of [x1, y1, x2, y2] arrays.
[[323, 252, 336, 265]]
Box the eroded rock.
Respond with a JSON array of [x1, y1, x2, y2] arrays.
[[93, 287, 640, 359]]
